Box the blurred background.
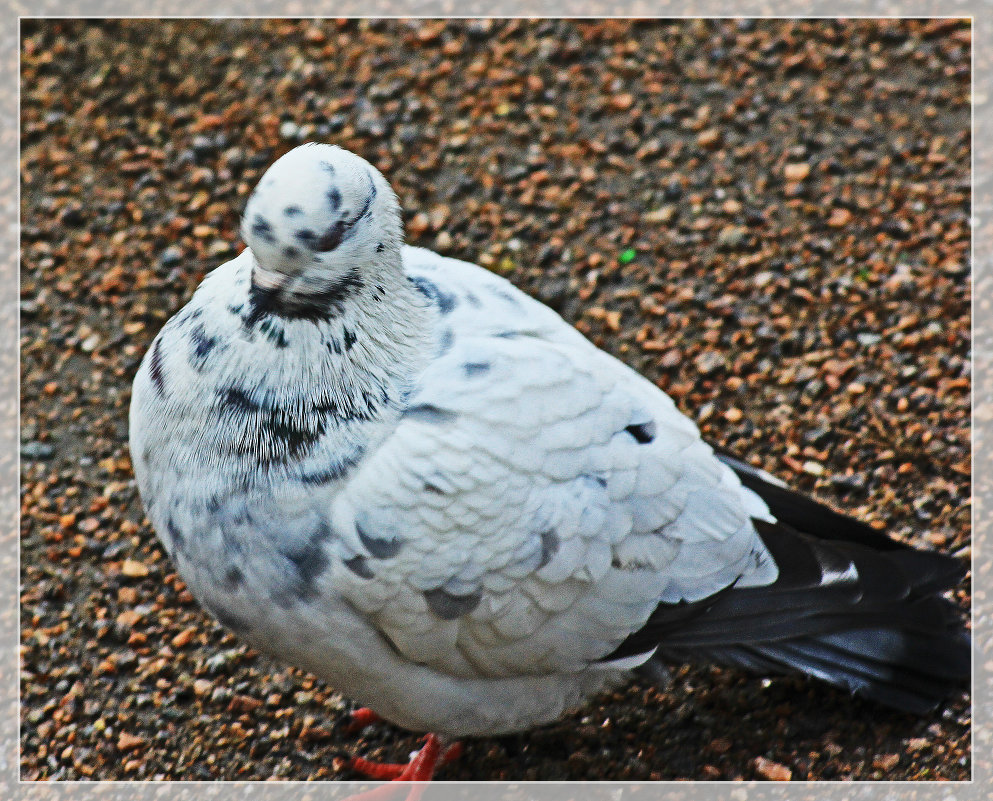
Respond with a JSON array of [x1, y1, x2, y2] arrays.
[[20, 18, 970, 781]]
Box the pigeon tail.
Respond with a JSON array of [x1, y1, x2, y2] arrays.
[[607, 452, 970, 714]]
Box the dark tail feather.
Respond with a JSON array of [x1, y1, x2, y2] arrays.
[[609, 451, 970, 714]]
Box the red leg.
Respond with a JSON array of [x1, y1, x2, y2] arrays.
[[343, 735, 462, 801], [349, 733, 460, 781], [345, 707, 383, 735]]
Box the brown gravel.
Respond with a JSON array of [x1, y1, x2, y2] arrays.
[[19, 18, 970, 781]]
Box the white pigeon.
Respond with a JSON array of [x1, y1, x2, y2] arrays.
[[129, 143, 968, 781]]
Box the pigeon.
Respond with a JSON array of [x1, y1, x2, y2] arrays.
[[129, 143, 969, 781]]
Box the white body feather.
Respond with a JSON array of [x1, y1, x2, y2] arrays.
[[129, 145, 779, 737]]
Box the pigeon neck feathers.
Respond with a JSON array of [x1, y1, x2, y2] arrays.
[[141, 144, 433, 480]]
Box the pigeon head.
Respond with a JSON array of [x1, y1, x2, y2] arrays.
[[241, 143, 402, 306]]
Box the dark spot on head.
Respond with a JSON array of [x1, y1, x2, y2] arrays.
[[625, 421, 656, 444], [408, 275, 457, 314], [327, 187, 342, 212], [375, 242, 385, 253], [251, 214, 276, 244], [403, 404, 456, 425], [494, 330, 519, 339], [465, 291, 482, 308], [283, 245, 300, 258], [294, 228, 317, 246], [538, 530, 559, 570], [319, 160, 336, 175], [357, 170, 377, 218], [424, 482, 445, 495], [228, 303, 244, 316], [148, 337, 167, 397], [586, 474, 608, 489], [424, 587, 482, 620], [314, 220, 347, 252], [463, 362, 491, 378], [284, 205, 302, 217], [356, 520, 403, 559], [343, 554, 374, 579]]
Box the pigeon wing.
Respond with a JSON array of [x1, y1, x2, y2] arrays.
[[326, 252, 777, 680]]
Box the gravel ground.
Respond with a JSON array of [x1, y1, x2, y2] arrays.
[[19, 18, 971, 782]]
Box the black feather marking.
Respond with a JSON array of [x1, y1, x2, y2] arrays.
[[189, 323, 219, 366], [299, 448, 365, 485], [172, 306, 202, 328], [319, 160, 336, 175], [327, 187, 342, 212], [343, 554, 374, 579], [166, 516, 185, 551], [465, 291, 482, 308], [148, 337, 167, 397], [283, 245, 300, 258], [358, 170, 377, 217], [223, 566, 244, 588], [314, 220, 347, 252], [463, 361, 491, 378], [424, 482, 445, 495], [494, 288, 522, 307], [625, 420, 656, 444], [283, 205, 303, 217], [538, 529, 559, 570], [403, 404, 456, 424], [219, 386, 258, 413], [356, 521, 403, 559], [258, 318, 288, 348], [216, 386, 327, 461], [294, 228, 317, 246], [424, 587, 482, 620], [250, 214, 276, 244], [343, 327, 358, 351], [278, 521, 333, 602], [408, 275, 457, 314], [437, 328, 455, 356], [245, 267, 365, 323], [375, 242, 385, 253]]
